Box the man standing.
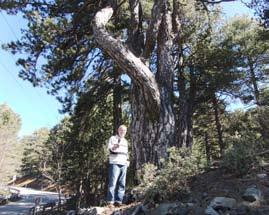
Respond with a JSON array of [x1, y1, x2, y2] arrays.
[[107, 125, 129, 207]]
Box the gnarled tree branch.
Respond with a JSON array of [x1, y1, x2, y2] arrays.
[[93, 7, 161, 114]]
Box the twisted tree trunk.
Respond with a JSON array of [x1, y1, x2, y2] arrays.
[[113, 65, 122, 133], [93, 1, 176, 171]]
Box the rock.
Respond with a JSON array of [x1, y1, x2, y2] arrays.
[[257, 173, 267, 179], [149, 203, 179, 215], [205, 206, 219, 215], [170, 203, 193, 215], [66, 210, 76, 215], [248, 206, 269, 215], [78, 207, 106, 215], [93, 207, 106, 215], [242, 185, 262, 202], [124, 192, 136, 204], [191, 206, 204, 215], [263, 188, 269, 204], [147, 202, 195, 215], [130, 188, 144, 201], [205, 197, 236, 215], [202, 192, 208, 199], [209, 197, 236, 210], [232, 206, 248, 215]]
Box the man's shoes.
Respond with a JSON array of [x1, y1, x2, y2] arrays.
[[114, 202, 123, 207]]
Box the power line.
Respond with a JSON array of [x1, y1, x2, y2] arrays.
[[0, 13, 62, 124], [0, 54, 26, 93], [0, 12, 20, 41], [0, 58, 61, 133], [0, 60, 57, 123], [0, 38, 60, 120]]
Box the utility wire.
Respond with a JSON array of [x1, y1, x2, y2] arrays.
[[1, 11, 69, 116], [0, 59, 57, 124], [0, 38, 58, 120], [0, 12, 62, 124], [0, 12, 20, 41]]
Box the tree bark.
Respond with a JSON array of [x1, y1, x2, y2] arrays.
[[131, 85, 159, 170], [204, 132, 210, 165], [178, 104, 194, 148], [212, 95, 224, 157], [155, 0, 175, 155], [128, 0, 161, 171], [177, 66, 196, 148], [142, 0, 163, 61], [130, 0, 175, 171], [248, 59, 260, 106], [93, 7, 160, 116], [93, 1, 176, 171], [113, 65, 122, 133]]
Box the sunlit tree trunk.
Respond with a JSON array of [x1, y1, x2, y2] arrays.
[[113, 65, 122, 133], [93, 1, 176, 171], [177, 66, 196, 148], [248, 59, 261, 106]]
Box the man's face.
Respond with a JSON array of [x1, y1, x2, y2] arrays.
[[118, 127, 127, 138]]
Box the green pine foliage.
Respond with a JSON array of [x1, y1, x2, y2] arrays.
[[0, 104, 22, 184], [57, 94, 127, 206], [135, 147, 204, 203], [20, 128, 50, 177], [0, 0, 269, 206]]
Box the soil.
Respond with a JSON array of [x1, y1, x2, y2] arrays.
[[101, 165, 269, 214], [189, 167, 269, 209]]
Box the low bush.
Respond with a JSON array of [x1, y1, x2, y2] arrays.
[[134, 147, 204, 203]]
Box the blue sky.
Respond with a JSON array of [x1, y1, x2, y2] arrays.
[[0, 13, 63, 136], [221, 0, 253, 17], [0, 1, 254, 137]]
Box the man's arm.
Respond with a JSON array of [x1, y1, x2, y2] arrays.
[[108, 136, 120, 154]]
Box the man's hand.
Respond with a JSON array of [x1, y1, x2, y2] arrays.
[[126, 160, 130, 167], [112, 144, 119, 150]]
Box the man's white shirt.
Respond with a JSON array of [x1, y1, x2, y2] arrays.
[[108, 135, 128, 165]]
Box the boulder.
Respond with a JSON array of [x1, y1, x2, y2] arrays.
[[205, 197, 237, 215], [257, 173, 267, 179], [146, 202, 195, 215], [248, 206, 269, 215], [242, 185, 262, 202], [209, 197, 236, 210], [263, 188, 269, 204], [205, 206, 219, 215], [149, 203, 179, 215], [78, 207, 106, 215], [66, 210, 76, 215], [232, 206, 248, 215]]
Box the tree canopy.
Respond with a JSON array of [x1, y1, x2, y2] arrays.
[[0, 104, 22, 184]]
